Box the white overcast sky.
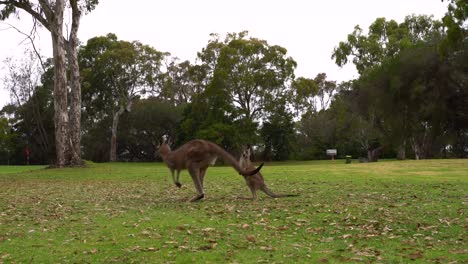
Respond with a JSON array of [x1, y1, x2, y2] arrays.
[[0, 0, 449, 108]]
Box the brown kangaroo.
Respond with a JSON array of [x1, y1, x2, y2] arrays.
[[239, 145, 298, 200], [158, 139, 264, 202]]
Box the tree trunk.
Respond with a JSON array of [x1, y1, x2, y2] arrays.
[[110, 106, 125, 162], [412, 140, 421, 160], [397, 142, 406, 160], [3, 0, 87, 167], [367, 149, 374, 162], [67, 0, 83, 166], [367, 146, 382, 162], [51, 0, 69, 167], [109, 99, 133, 162]]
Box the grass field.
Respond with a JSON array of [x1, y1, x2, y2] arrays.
[[0, 159, 466, 263]]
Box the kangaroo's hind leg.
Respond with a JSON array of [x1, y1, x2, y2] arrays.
[[188, 164, 205, 202], [249, 184, 258, 200], [238, 182, 257, 200], [199, 167, 207, 189]]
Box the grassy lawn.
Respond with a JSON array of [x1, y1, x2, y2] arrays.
[[0, 159, 466, 263]]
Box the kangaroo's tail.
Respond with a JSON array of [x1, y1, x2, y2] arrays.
[[209, 142, 264, 176], [261, 186, 299, 198]]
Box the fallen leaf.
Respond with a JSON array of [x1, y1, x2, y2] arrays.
[[260, 246, 273, 251], [408, 251, 423, 260], [321, 237, 334, 243], [340, 234, 352, 239], [198, 243, 217, 250], [245, 235, 256, 242], [449, 249, 468, 254]]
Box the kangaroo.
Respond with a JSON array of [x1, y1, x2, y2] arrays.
[[158, 139, 264, 202], [239, 145, 298, 200]]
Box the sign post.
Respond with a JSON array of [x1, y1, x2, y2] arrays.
[[326, 149, 337, 160]]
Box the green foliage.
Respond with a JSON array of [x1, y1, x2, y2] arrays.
[[79, 34, 167, 161], [80, 33, 166, 120], [119, 98, 183, 161], [215, 32, 296, 120], [196, 123, 239, 147], [2, 3, 466, 162], [291, 77, 318, 113], [81, 116, 111, 162], [179, 31, 296, 156], [0, 58, 55, 165], [159, 59, 207, 105], [82, 98, 183, 162], [292, 73, 338, 116], [261, 106, 296, 161], [441, 0, 467, 51], [0, 117, 16, 164], [0, 160, 466, 262], [330, 9, 467, 159], [352, 42, 468, 158], [332, 15, 444, 74]]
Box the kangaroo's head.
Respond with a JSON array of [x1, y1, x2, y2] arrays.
[[241, 144, 252, 161], [240, 144, 253, 170], [156, 137, 172, 158]]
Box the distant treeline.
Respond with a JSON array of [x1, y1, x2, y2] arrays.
[[1, 5, 467, 164]]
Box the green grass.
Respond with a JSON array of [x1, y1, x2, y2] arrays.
[[0, 159, 466, 263], [0, 165, 47, 174]]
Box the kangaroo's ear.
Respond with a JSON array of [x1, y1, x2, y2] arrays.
[[166, 136, 173, 146], [162, 135, 173, 146]]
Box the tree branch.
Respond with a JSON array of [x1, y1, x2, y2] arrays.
[[37, 0, 54, 22], [0, 0, 52, 31], [68, 0, 80, 43], [1, 21, 46, 72]]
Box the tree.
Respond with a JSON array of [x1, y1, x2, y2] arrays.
[[291, 77, 318, 114], [260, 104, 296, 161], [178, 67, 242, 149], [79, 34, 166, 161], [119, 98, 183, 162], [0, 117, 16, 165], [332, 15, 444, 74], [348, 39, 467, 159], [179, 31, 297, 151], [292, 73, 337, 115], [215, 31, 297, 121], [294, 80, 388, 161], [0, 0, 99, 167], [331, 13, 468, 159], [82, 97, 182, 162], [441, 0, 467, 52], [2, 53, 55, 164], [159, 58, 206, 105]]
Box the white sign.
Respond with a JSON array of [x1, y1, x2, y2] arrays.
[[326, 149, 337, 155]]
